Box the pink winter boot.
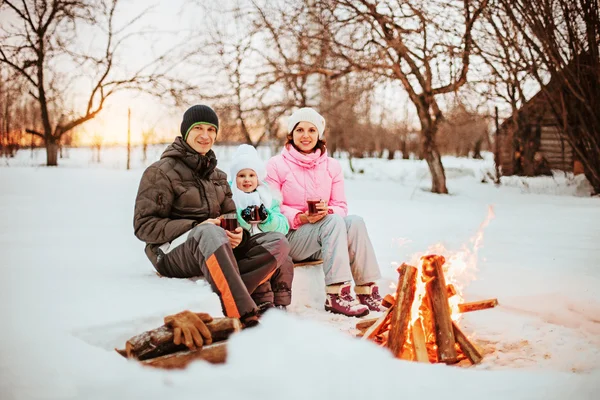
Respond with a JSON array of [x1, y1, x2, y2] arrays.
[[355, 283, 386, 312], [325, 283, 370, 317]]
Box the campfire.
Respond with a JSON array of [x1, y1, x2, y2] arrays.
[[356, 207, 498, 365]]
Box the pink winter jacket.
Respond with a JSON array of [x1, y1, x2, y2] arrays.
[[266, 144, 348, 230]]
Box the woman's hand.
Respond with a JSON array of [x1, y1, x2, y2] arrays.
[[299, 201, 328, 224], [226, 227, 243, 248], [315, 200, 328, 215]]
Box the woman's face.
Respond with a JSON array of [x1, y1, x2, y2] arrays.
[[236, 168, 258, 193], [292, 121, 319, 153], [186, 123, 217, 155]]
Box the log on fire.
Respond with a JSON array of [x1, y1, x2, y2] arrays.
[[452, 322, 483, 364], [458, 299, 498, 313], [356, 317, 380, 332], [386, 263, 418, 357], [422, 255, 458, 364], [116, 317, 242, 361]]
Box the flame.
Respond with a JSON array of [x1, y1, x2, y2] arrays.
[[407, 206, 495, 322]]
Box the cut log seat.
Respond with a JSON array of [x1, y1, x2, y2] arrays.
[[293, 259, 323, 268]]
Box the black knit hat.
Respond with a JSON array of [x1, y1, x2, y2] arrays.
[[180, 105, 219, 140]]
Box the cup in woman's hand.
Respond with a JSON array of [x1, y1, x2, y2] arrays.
[[307, 198, 321, 215], [220, 213, 239, 231]]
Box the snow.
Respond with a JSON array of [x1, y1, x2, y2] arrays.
[[1, 145, 599, 399]]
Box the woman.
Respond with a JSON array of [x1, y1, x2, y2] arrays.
[[266, 107, 384, 317]]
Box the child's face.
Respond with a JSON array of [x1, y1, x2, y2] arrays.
[[236, 168, 258, 193]]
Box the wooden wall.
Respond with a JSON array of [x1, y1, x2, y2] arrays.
[[539, 125, 573, 172]]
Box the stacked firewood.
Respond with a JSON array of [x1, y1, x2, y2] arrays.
[[357, 255, 498, 365], [115, 317, 242, 369]]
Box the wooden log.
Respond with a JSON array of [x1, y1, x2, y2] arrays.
[[141, 341, 228, 369], [452, 322, 483, 365], [446, 284, 457, 298], [386, 263, 418, 357], [382, 294, 396, 308], [118, 317, 242, 361], [356, 317, 379, 332], [423, 255, 458, 364], [293, 259, 323, 268], [420, 292, 438, 363], [412, 318, 429, 363], [362, 307, 392, 340], [458, 299, 498, 313]]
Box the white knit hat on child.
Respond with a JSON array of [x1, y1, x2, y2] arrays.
[[287, 107, 326, 139], [230, 144, 266, 182], [229, 144, 273, 210]]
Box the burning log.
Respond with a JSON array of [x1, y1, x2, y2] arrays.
[[117, 317, 242, 361], [446, 284, 457, 298], [411, 319, 429, 363], [452, 322, 483, 364], [361, 307, 392, 341], [382, 294, 396, 308], [458, 299, 498, 313], [141, 341, 228, 369], [360, 253, 496, 367], [387, 263, 418, 357], [356, 318, 379, 332], [423, 255, 458, 364]]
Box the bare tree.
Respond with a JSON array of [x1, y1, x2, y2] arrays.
[[91, 133, 103, 163], [490, 0, 600, 193], [437, 103, 490, 158], [0, 0, 191, 166], [141, 128, 156, 163], [311, 0, 489, 193]]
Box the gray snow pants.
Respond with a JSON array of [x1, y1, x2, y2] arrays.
[[286, 214, 381, 286], [155, 224, 293, 318]]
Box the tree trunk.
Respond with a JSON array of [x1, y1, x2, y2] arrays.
[[387, 148, 395, 160], [400, 138, 409, 159], [421, 119, 448, 194], [46, 139, 58, 166], [424, 149, 447, 194]]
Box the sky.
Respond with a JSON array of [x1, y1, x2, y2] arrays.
[[1, 0, 521, 147]]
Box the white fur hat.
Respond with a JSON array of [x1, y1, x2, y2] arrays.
[[287, 107, 326, 139], [229, 144, 266, 182]]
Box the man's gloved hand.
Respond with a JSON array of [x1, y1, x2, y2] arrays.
[[258, 204, 268, 222], [164, 310, 213, 350], [241, 206, 254, 223]]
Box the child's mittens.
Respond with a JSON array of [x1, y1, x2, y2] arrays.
[[241, 206, 254, 223], [258, 204, 269, 222]]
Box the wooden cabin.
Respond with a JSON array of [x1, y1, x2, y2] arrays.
[[496, 86, 580, 176]]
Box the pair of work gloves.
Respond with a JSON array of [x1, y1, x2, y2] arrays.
[[164, 310, 213, 350], [240, 204, 268, 223]]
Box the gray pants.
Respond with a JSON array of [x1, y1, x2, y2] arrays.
[[155, 224, 293, 318], [286, 214, 381, 286]]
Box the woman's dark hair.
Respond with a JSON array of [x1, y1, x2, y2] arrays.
[[286, 123, 327, 153]]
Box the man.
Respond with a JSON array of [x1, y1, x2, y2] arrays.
[[133, 104, 293, 336]]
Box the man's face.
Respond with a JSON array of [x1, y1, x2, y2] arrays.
[[186, 123, 217, 155]]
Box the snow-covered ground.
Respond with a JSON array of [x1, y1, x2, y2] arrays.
[[1, 145, 599, 399]]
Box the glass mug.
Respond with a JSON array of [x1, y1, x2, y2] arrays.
[[306, 198, 321, 215], [220, 213, 239, 231], [248, 205, 261, 222]]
